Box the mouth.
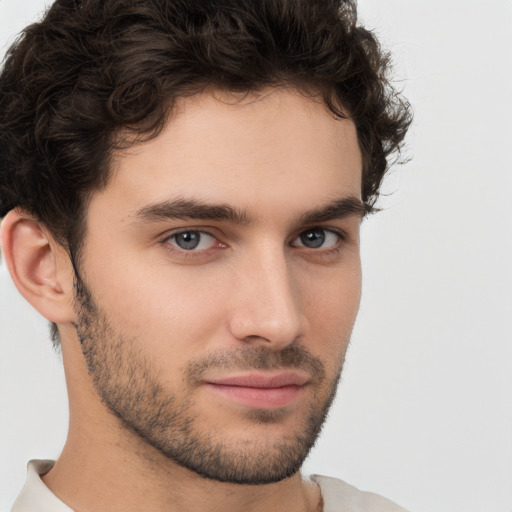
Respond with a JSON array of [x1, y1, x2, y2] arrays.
[[203, 372, 309, 409]]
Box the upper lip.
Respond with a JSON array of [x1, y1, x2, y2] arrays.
[[205, 372, 309, 388]]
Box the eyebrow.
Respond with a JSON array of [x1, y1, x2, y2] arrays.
[[295, 196, 366, 225], [131, 196, 365, 226], [133, 198, 250, 225]]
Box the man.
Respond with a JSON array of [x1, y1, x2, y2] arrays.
[[0, 0, 411, 510]]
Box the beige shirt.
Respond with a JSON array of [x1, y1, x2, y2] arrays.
[[11, 460, 409, 512]]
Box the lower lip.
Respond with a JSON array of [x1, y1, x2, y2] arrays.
[[204, 383, 304, 409]]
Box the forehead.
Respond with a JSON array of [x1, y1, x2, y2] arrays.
[[93, 87, 362, 222]]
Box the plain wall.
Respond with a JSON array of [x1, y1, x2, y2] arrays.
[[1, 1, 511, 511]]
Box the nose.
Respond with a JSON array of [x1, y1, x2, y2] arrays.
[[227, 246, 307, 350]]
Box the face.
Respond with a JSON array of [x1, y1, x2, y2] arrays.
[[73, 87, 363, 484]]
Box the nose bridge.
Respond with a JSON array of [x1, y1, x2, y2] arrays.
[[229, 240, 304, 347]]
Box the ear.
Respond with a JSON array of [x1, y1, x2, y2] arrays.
[[0, 209, 75, 324]]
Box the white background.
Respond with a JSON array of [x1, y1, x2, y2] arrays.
[[1, 1, 511, 511]]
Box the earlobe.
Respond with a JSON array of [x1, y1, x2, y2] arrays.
[[0, 209, 75, 324]]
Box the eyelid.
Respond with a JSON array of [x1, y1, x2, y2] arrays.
[[162, 226, 220, 241], [159, 225, 350, 260], [162, 228, 226, 253], [290, 226, 347, 247]]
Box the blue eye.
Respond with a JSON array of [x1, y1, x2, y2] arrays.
[[169, 231, 216, 251], [293, 228, 341, 249]]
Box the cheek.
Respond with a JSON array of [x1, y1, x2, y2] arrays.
[[83, 229, 361, 378], [83, 251, 232, 374], [301, 264, 362, 354]]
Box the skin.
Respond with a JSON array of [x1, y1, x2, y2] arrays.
[[1, 87, 363, 512]]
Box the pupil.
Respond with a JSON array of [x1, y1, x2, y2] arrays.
[[301, 229, 325, 248], [176, 232, 200, 250]]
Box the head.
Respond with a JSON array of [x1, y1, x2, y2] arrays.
[[0, 0, 411, 485]]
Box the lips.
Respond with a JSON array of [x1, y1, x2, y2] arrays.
[[203, 372, 308, 409]]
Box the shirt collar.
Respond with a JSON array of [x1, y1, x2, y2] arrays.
[[11, 460, 72, 512]]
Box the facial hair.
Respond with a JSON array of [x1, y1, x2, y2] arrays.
[[74, 273, 345, 485]]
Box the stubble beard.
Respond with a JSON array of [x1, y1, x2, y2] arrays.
[[73, 273, 345, 485]]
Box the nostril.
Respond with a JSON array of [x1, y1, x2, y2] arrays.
[[229, 303, 304, 350]]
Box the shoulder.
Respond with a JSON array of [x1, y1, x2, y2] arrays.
[[311, 475, 410, 512]]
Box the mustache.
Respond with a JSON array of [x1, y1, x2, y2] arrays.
[[186, 343, 326, 385]]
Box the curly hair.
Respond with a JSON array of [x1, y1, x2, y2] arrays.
[[0, 0, 411, 256]]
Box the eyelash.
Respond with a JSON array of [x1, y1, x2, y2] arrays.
[[291, 227, 347, 251], [163, 229, 224, 258], [162, 227, 348, 258]]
